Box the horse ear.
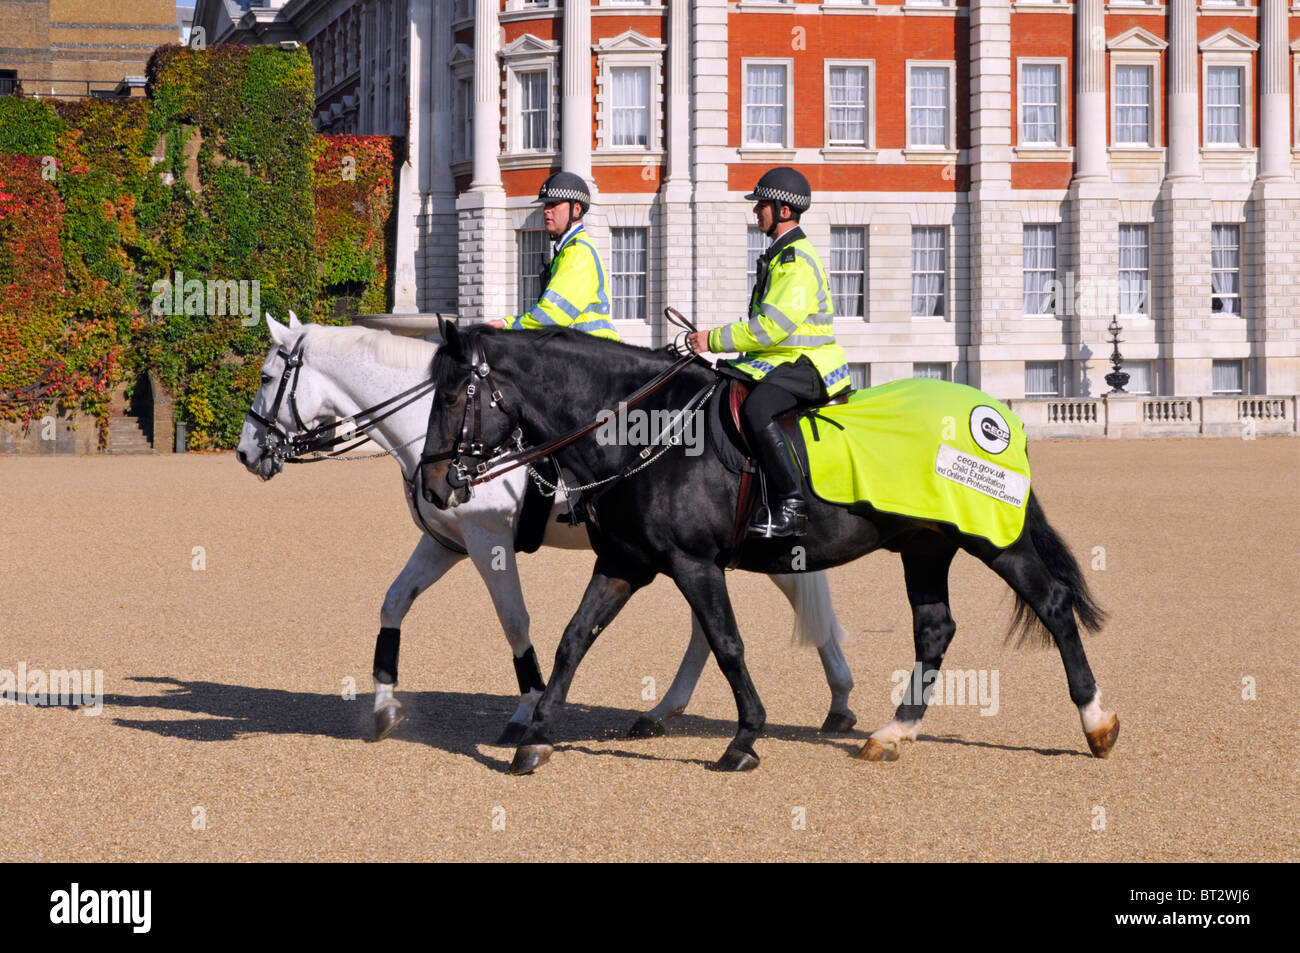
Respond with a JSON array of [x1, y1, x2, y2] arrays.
[[442, 318, 463, 361], [288, 310, 302, 329], [266, 312, 288, 345]]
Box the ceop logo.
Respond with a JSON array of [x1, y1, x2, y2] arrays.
[[970, 406, 1010, 455]]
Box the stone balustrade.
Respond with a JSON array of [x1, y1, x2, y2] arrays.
[[1006, 395, 1298, 440]]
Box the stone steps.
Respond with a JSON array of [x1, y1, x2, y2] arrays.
[[106, 415, 155, 454]]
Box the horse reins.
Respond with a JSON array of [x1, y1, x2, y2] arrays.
[[245, 336, 438, 466], [424, 308, 705, 492]]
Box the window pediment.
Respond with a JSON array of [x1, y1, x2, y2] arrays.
[[1199, 29, 1259, 54], [500, 34, 559, 59], [1107, 27, 1168, 52], [592, 30, 666, 54]]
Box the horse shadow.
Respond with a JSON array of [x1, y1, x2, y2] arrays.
[[101, 677, 1086, 769], [103, 676, 854, 771]]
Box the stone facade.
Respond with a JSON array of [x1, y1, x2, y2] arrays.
[[196, 0, 1300, 400]]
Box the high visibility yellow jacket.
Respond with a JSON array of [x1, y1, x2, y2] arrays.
[[502, 225, 621, 340], [707, 227, 851, 397]]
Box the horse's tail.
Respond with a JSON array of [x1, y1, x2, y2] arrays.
[[789, 570, 848, 648], [1009, 490, 1106, 648]]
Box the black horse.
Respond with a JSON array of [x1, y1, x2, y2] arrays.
[[421, 324, 1117, 775]]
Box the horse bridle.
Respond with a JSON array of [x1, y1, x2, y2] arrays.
[[246, 336, 438, 467], [420, 337, 520, 491], [420, 310, 704, 500]]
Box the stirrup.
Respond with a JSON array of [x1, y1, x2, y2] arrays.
[[747, 497, 808, 538]]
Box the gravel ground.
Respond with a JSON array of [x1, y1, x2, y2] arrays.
[[1, 439, 1296, 862]]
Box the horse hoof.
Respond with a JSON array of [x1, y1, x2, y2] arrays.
[[373, 703, 405, 741], [626, 716, 666, 739], [1085, 713, 1120, 758], [497, 721, 528, 746], [856, 737, 899, 762], [819, 711, 858, 734], [711, 744, 759, 772], [508, 744, 553, 775]]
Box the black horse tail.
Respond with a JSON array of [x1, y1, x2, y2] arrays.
[[1009, 490, 1107, 648]]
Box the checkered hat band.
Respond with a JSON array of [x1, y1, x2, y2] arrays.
[[540, 187, 589, 202], [754, 186, 809, 208]]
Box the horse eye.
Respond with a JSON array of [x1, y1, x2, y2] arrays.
[[260, 374, 271, 385], [442, 391, 458, 406]]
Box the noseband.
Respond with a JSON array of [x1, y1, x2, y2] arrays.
[[246, 336, 438, 466]]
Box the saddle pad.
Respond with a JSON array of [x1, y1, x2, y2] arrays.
[[798, 378, 1031, 547]]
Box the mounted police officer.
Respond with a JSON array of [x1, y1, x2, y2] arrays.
[[688, 167, 851, 538], [488, 171, 619, 341]]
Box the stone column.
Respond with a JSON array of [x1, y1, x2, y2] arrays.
[[458, 0, 509, 320], [426, 0, 459, 312], [1257, 0, 1290, 182], [1165, 0, 1199, 181], [1074, 0, 1106, 180], [391, 0, 428, 313], [1159, 0, 1210, 393], [690, 0, 734, 336], [1247, 0, 1300, 393], [966, 0, 1016, 393], [561, 0, 592, 182], [658, 0, 693, 342]]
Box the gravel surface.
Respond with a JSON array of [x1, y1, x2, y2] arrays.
[[1, 439, 1296, 861]]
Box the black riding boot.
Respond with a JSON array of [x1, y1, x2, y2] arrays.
[[748, 421, 808, 538]]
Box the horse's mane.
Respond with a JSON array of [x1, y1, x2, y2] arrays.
[[431, 325, 686, 392], [301, 324, 438, 373]]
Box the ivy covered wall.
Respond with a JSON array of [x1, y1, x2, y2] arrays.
[[0, 45, 397, 450]]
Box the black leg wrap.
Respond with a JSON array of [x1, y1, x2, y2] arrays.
[[513, 645, 545, 695], [373, 627, 401, 685]]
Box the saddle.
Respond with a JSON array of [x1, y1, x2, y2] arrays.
[[704, 374, 851, 565]]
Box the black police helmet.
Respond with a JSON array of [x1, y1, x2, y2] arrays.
[[537, 171, 591, 214], [744, 167, 811, 213]]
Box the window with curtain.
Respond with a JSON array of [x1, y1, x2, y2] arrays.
[[1023, 225, 1058, 315], [747, 227, 768, 286], [456, 78, 472, 158], [829, 227, 866, 318], [518, 229, 549, 312], [745, 64, 787, 146], [1125, 361, 1154, 395], [909, 67, 949, 147], [519, 70, 549, 151], [611, 227, 648, 320], [1020, 64, 1060, 144], [1211, 224, 1241, 315], [849, 363, 870, 390], [610, 67, 649, 147], [1211, 360, 1244, 394], [911, 227, 946, 316], [828, 67, 868, 146], [1025, 362, 1061, 397], [912, 363, 950, 381], [1114, 65, 1152, 146], [1118, 224, 1150, 315], [1206, 67, 1243, 146]]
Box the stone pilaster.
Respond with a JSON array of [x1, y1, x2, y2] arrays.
[[690, 0, 735, 334], [391, 0, 428, 313], [1074, 0, 1106, 181], [1246, 0, 1300, 393], [966, 0, 1015, 391], [658, 0, 693, 340], [1166, 0, 1199, 181], [425, 0, 458, 312], [562, 0, 592, 183], [459, 0, 508, 320]]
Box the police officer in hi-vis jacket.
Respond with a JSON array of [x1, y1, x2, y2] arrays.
[[689, 167, 851, 538], [488, 171, 620, 341]]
